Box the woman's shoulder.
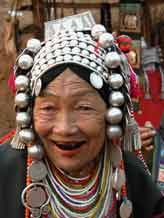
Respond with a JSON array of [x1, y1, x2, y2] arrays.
[[0, 143, 27, 173], [123, 151, 164, 217]]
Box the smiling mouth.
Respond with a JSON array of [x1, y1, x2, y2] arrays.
[[53, 141, 86, 151]]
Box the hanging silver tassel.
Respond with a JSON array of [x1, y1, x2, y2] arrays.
[[11, 127, 25, 149], [123, 107, 142, 152]]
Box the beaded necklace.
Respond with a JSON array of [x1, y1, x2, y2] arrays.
[[44, 145, 117, 218]]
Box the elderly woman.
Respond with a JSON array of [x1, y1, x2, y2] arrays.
[[0, 24, 163, 218]]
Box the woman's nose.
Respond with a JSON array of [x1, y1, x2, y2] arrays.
[[52, 111, 78, 136]]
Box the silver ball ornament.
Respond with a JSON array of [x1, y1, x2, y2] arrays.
[[109, 91, 125, 106], [27, 38, 41, 53], [106, 125, 123, 139], [27, 144, 44, 160], [15, 93, 29, 108], [108, 74, 124, 89], [18, 54, 33, 70], [16, 112, 31, 127], [98, 33, 114, 48], [91, 24, 106, 40], [15, 75, 29, 91], [19, 128, 35, 143], [106, 107, 123, 124], [105, 52, 121, 68]]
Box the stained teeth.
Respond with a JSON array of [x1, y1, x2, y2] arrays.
[[55, 142, 84, 150]]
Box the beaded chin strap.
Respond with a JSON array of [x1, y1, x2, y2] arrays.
[[11, 23, 143, 218]]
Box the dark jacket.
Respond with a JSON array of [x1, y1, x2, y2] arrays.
[[0, 143, 163, 218]]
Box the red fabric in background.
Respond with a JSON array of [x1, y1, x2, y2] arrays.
[[134, 70, 164, 129]]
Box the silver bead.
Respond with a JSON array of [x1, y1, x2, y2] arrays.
[[15, 93, 29, 108], [106, 125, 123, 139], [27, 144, 44, 160], [18, 54, 33, 70], [106, 107, 123, 124], [19, 128, 35, 143], [109, 91, 125, 106], [105, 52, 121, 68], [15, 75, 29, 91], [16, 112, 31, 127], [98, 33, 114, 48], [108, 74, 124, 89], [91, 24, 106, 40], [27, 38, 41, 53]]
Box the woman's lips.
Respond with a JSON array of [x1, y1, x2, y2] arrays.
[[52, 141, 86, 151]]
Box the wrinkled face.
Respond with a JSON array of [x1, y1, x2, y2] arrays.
[[34, 68, 107, 174]]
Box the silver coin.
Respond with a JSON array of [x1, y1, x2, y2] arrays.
[[35, 79, 42, 97], [27, 186, 47, 208], [90, 72, 103, 89], [28, 161, 47, 181], [119, 199, 133, 218], [110, 145, 122, 167]]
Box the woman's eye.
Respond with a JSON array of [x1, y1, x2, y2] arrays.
[[41, 106, 55, 111], [78, 106, 93, 111]]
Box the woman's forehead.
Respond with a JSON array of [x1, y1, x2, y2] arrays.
[[39, 69, 106, 108], [43, 68, 98, 96]]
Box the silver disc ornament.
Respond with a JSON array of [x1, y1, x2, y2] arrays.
[[119, 199, 133, 218], [21, 182, 51, 217], [35, 78, 42, 96], [26, 186, 47, 208], [90, 72, 103, 89], [28, 161, 48, 181]]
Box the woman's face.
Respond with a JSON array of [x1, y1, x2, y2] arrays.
[[34, 68, 107, 174]]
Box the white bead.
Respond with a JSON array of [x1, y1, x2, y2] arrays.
[[18, 54, 33, 70], [15, 93, 29, 108], [90, 72, 103, 89], [105, 52, 121, 68], [27, 38, 41, 53], [91, 24, 106, 40], [99, 33, 114, 48], [19, 128, 35, 143], [15, 75, 29, 91], [108, 74, 124, 89], [106, 107, 123, 124]]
